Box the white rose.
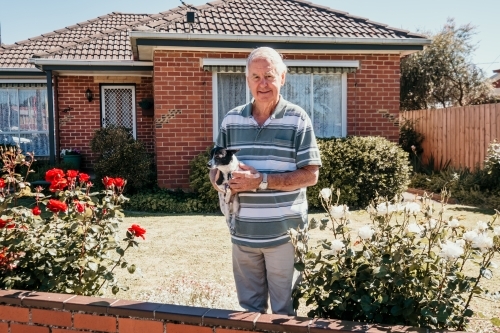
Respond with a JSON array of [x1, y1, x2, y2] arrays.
[[427, 218, 437, 229], [330, 239, 344, 254], [320, 188, 332, 200], [439, 241, 464, 260], [472, 234, 494, 252], [456, 239, 466, 248], [447, 218, 460, 228], [329, 204, 349, 219], [358, 226, 374, 240], [376, 202, 397, 215], [476, 221, 488, 232], [463, 230, 478, 242]]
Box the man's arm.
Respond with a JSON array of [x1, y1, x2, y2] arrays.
[[229, 164, 319, 193]]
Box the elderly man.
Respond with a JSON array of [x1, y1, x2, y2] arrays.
[[209, 47, 322, 315]]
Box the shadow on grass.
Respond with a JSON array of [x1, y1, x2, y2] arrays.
[[448, 206, 496, 215], [123, 210, 222, 218]]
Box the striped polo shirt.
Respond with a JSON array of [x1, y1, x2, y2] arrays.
[[216, 96, 322, 248]]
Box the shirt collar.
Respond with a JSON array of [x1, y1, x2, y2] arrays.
[[241, 95, 288, 119]]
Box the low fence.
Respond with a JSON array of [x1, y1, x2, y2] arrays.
[[400, 103, 500, 170], [0, 289, 461, 333]]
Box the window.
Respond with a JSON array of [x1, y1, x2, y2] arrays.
[[212, 72, 347, 140], [0, 85, 50, 156], [101, 85, 136, 138]]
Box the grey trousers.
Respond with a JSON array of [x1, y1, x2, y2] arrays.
[[232, 242, 298, 315]]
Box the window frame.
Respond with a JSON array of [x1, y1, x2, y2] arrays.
[[207, 58, 354, 141], [99, 84, 137, 138]]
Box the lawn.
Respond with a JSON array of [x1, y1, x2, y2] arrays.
[[99, 195, 500, 333]]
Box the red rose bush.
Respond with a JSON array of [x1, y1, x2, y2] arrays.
[[0, 146, 144, 296]]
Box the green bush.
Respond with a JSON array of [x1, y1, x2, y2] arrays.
[[90, 125, 155, 193], [124, 189, 210, 213], [188, 145, 220, 213], [309, 137, 411, 209]]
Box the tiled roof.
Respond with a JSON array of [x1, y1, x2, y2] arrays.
[[0, 13, 155, 68], [137, 0, 425, 39], [0, 0, 426, 68]]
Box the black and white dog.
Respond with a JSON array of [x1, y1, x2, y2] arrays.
[[207, 147, 241, 234]]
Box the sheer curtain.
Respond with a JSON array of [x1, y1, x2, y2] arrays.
[[282, 73, 342, 138], [217, 73, 247, 129]]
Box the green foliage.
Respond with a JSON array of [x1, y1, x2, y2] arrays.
[[124, 189, 212, 213], [399, 118, 426, 172], [401, 18, 492, 110], [291, 187, 500, 330], [308, 137, 411, 209], [483, 140, 500, 190], [90, 125, 155, 193], [188, 145, 220, 212], [0, 147, 144, 295]]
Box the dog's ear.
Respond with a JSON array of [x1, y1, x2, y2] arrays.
[[210, 146, 219, 158], [226, 149, 240, 155]]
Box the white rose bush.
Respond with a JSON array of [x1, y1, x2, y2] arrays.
[[289, 186, 500, 331]]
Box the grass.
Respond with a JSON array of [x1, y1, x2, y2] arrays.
[[94, 194, 500, 332]]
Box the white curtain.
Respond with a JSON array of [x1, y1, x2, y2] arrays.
[[217, 73, 247, 129]]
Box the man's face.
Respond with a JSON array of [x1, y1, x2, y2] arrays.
[[247, 58, 285, 105]]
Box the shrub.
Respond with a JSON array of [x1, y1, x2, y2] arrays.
[[125, 189, 209, 213], [0, 147, 144, 295], [308, 137, 411, 209], [90, 125, 155, 193], [483, 140, 500, 190], [291, 187, 500, 331], [188, 145, 220, 213]]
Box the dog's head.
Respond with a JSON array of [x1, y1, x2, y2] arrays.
[[207, 147, 240, 171]]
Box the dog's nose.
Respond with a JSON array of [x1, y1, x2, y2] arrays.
[[207, 160, 213, 168]]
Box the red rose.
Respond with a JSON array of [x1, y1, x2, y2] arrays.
[[0, 219, 14, 229], [114, 178, 125, 188], [47, 199, 68, 213], [32, 206, 41, 216], [128, 224, 146, 240], [74, 201, 85, 213], [45, 168, 64, 182], [103, 177, 115, 188], [49, 178, 68, 191], [0, 178, 5, 188], [67, 170, 79, 178], [79, 173, 90, 183]]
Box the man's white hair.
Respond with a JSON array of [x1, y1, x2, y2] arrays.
[[245, 47, 287, 76]]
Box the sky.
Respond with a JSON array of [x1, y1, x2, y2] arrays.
[[0, 0, 498, 75]]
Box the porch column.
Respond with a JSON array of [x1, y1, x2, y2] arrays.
[[46, 70, 55, 164]]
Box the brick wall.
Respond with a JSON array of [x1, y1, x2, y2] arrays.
[[152, 51, 401, 189], [0, 289, 459, 333], [56, 76, 154, 171]]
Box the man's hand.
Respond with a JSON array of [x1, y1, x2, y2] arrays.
[[229, 163, 261, 193]]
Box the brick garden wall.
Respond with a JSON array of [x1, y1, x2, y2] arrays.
[[152, 51, 401, 189], [0, 289, 459, 333], [56, 76, 154, 171]]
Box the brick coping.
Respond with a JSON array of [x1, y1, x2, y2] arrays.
[[0, 289, 466, 332]]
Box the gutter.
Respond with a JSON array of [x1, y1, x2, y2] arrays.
[[129, 31, 432, 46], [28, 59, 153, 67]]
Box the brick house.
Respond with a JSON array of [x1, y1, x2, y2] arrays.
[[0, 0, 430, 189]]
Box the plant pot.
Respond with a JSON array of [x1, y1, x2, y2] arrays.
[[63, 154, 82, 170]]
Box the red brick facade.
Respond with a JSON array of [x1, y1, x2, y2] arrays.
[[53, 52, 400, 189], [56, 76, 155, 170]]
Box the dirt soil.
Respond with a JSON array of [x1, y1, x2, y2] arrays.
[[101, 197, 500, 332]]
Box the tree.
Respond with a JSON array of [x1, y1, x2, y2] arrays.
[[400, 18, 493, 111]]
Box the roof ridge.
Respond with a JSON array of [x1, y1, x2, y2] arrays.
[[284, 0, 425, 38]]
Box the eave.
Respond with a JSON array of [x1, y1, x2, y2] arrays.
[[129, 31, 431, 61], [27, 59, 154, 76]]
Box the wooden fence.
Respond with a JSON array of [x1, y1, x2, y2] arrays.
[[400, 103, 500, 170]]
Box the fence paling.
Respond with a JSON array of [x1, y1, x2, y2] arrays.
[[400, 103, 500, 171]]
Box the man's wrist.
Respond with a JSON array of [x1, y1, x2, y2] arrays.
[[258, 172, 268, 190]]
